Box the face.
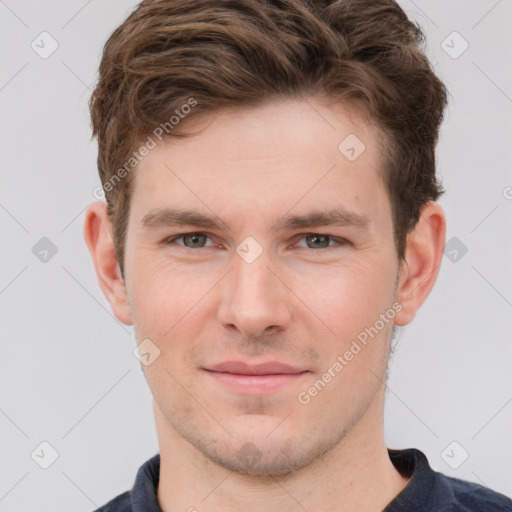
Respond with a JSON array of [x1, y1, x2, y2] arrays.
[[123, 98, 402, 475]]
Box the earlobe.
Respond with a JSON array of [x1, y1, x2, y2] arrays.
[[394, 202, 446, 326], [83, 202, 133, 325]]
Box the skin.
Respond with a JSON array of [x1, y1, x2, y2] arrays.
[[84, 97, 445, 511]]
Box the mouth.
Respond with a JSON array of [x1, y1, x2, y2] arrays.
[[202, 361, 310, 395]]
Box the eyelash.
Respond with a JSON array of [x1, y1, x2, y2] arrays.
[[164, 232, 349, 250]]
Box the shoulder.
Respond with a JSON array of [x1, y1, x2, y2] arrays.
[[386, 448, 512, 512], [92, 491, 131, 512], [90, 454, 161, 512], [438, 474, 512, 512]]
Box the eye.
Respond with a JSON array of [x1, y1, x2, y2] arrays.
[[165, 232, 215, 248], [164, 232, 349, 251], [295, 233, 348, 249]]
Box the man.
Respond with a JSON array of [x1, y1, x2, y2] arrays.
[[84, 0, 512, 510]]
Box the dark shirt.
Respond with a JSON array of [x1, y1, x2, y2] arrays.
[[93, 448, 512, 511]]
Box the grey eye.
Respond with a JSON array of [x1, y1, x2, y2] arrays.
[[182, 233, 208, 248], [305, 234, 332, 249]]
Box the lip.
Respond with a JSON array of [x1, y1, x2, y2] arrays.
[[203, 361, 309, 395], [206, 361, 307, 375]]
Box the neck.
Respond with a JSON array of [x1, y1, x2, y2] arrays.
[[155, 399, 409, 512]]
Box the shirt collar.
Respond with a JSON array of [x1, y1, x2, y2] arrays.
[[129, 448, 435, 511]]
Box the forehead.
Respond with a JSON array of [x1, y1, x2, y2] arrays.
[[130, 97, 390, 227], [151, 98, 381, 166]]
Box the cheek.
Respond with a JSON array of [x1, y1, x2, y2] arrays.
[[289, 258, 396, 340], [128, 251, 213, 331]]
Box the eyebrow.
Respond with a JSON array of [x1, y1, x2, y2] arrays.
[[140, 207, 370, 233]]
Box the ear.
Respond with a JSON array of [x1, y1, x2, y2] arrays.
[[394, 202, 446, 326], [83, 202, 133, 325]]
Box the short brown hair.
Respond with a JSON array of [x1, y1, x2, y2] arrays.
[[89, 0, 448, 271]]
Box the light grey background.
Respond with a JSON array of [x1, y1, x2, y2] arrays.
[[1, 1, 511, 510]]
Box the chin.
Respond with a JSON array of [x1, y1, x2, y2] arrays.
[[206, 441, 308, 476]]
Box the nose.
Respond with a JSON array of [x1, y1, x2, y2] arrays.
[[217, 248, 292, 339]]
